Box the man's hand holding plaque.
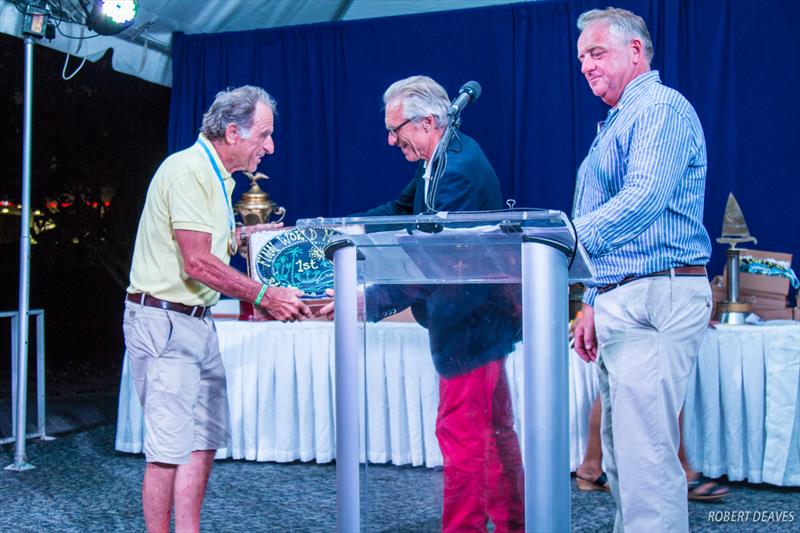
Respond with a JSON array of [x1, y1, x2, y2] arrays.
[[318, 288, 335, 320], [253, 286, 312, 322], [316, 288, 367, 322]]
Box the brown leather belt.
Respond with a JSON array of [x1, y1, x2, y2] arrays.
[[126, 293, 209, 318], [597, 266, 707, 294]]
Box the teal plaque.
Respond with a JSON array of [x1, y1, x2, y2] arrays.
[[248, 226, 359, 299]]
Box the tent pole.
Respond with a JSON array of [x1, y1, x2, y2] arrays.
[[6, 35, 36, 472]]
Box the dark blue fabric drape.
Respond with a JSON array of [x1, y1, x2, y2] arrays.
[[169, 0, 800, 278]]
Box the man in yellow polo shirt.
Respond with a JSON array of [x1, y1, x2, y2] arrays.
[[124, 85, 311, 533]]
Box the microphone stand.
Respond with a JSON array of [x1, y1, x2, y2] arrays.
[[423, 114, 461, 213]]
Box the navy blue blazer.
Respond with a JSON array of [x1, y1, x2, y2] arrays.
[[361, 132, 502, 215], [360, 132, 520, 377]]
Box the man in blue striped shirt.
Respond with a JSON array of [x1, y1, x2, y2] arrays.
[[571, 7, 713, 532]]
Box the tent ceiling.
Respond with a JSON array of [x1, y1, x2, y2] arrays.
[[0, 0, 522, 86]]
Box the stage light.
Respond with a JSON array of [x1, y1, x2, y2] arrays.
[[85, 0, 138, 36], [21, 0, 49, 38]]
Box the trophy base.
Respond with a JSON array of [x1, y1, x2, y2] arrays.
[[717, 301, 752, 325]]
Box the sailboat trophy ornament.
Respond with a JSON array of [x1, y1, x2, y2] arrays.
[[716, 193, 757, 324], [235, 171, 286, 226]]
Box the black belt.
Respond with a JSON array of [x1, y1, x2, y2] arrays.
[[597, 266, 707, 294], [126, 293, 209, 318]]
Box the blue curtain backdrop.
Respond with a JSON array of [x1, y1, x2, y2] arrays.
[[169, 0, 800, 279]]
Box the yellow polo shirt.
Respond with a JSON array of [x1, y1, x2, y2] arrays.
[[127, 134, 236, 306]]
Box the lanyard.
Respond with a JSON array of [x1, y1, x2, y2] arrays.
[[196, 138, 236, 235], [196, 137, 238, 256]]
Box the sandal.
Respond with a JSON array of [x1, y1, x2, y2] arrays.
[[576, 472, 610, 492], [688, 475, 729, 501]]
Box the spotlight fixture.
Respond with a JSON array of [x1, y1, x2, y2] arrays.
[[84, 0, 138, 36], [21, 0, 49, 38]]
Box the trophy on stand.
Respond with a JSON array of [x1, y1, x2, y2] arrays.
[[235, 171, 286, 226], [716, 193, 757, 324], [235, 171, 286, 320]]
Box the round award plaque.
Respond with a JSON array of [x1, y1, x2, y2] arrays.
[[252, 227, 344, 298]]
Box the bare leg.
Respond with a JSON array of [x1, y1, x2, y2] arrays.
[[678, 411, 694, 478], [577, 395, 604, 482], [679, 411, 729, 500], [143, 462, 178, 533], [173, 450, 216, 533]]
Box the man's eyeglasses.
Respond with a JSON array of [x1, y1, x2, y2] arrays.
[[387, 117, 414, 138]]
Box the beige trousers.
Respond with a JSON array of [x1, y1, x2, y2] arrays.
[[595, 275, 711, 532]]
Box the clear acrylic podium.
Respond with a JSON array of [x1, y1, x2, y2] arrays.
[[297, 210, 593, 533]]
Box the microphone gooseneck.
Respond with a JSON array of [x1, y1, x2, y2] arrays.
[[426, 81, 482, 212], [447, 81, 482, 117]]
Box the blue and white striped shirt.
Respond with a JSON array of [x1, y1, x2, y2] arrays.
[[573, 71, 712, 306]]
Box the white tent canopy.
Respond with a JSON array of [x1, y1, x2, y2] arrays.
[[0, 0, 523, 86]]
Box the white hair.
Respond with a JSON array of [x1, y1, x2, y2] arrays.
[[383, 75, 450, 129], [577, 7, 654, 62], [201, 85, 277, 140]]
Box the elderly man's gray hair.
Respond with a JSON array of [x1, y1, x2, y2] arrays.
[[201, 85, 277, 140], [383, 75, 450, 129], [577, 7, 654, 62]]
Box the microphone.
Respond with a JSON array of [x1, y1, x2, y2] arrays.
[[447, 81, 482, 117]]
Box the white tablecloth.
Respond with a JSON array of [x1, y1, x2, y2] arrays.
[[683, 322, 800, 486], [116, 320, 599, 470]]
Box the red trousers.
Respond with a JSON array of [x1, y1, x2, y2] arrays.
[[436, 359, 525, 532]]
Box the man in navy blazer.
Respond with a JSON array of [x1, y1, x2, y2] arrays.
[[354, 75, 524, 532]]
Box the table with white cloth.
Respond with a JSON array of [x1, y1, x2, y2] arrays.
[[683, 322, 800, 486], [115, 319, 599, 470]]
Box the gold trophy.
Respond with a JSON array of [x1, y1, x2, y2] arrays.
[[235, 171, 286, 320], [235, 171, 286, 226], [716, 193, 757, 324]]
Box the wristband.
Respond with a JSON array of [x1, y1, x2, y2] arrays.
[[254, 284, 268, 306]]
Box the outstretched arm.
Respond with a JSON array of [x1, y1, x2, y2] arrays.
[[175, 229, 311, 322]]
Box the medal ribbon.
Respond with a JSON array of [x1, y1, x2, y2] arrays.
[[196, 137, 237, 253]]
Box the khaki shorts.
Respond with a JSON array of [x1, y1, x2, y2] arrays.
[[123, 300, 229, 464]]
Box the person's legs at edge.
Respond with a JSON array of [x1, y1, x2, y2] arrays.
[[678, 412, 693, 478], [597, 360, 622, 531], [437, 363, 495, 532], [679, 412, 729, 500], [485, 360, 524, 532], [576, 396, 606, 489]]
